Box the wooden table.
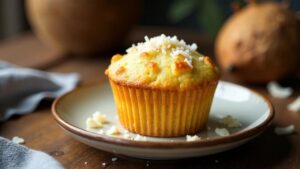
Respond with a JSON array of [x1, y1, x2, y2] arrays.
[[0, 27, 299, 169]]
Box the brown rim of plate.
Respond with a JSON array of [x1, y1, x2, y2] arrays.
[[51, 81, 275, 149]]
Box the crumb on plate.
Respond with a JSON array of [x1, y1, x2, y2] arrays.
[[86, 117, 102, 129], [186, 135, 201, 141], [221, 115, 241, 128], [215, 128, 230, 136], [92, 111, 109, 124], [106, 126, 121, 135], [133, 134, 147, 141]]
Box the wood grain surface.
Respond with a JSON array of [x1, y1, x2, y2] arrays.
[[0, 27, 299, 169]]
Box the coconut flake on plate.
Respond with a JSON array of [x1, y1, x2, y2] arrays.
[[86, 111, 110, 129], [215, 128, 230, 136], [274, 125, 295, 135], [92, 111, 109, 124], [86, 117, 102, 129], [287, 96, 300, 112], [106, 126, 121, 135], [133, 134, 147, 141], [123, 133, 133, 140], [98, 129, 105, 134], [267, 81, 293, 99], [221, 115, 242, 128], [186, 135, 201, 141]]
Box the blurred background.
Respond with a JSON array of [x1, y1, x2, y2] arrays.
[[2, 0, 300, 40], [1, 0, 300, 83]]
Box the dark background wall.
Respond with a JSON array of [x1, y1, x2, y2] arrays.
[[1, 0, 300, 40]]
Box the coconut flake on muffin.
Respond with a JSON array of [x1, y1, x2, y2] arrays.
[[106, 34, 219, 90]]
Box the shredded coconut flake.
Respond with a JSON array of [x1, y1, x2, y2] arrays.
[[170, 49, 189, 58], [274, 125, 295, 135], [126, 34, 199, 69], [122, 130, 133, 140], [86, 111, 110, 129], [86, 117, 102, 128], [288, 96, 300, 112], [267, 81, 293, 99], [215, 128, 230, 136], [12, 136, 25, 144], [133, 134, 147, 141], [186, 135, 201, 141], [189, 43, 198, 51], [92, 111, 109, 124], [221, 115, 242, 128], [123, 133, 133, 140], [106, 126, 121, 135], [184, 58, 193, 68], [98, 129, 105, 134]]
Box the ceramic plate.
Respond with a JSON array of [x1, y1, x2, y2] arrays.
[[52, 81, 274, 159]]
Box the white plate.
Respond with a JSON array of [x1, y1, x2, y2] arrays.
[[52, 81, 274, 159]]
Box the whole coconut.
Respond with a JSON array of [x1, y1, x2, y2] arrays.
[[215, 2, 300, 83], [26, 0, 141, 54]]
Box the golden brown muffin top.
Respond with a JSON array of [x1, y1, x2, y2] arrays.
[[106, 34, 220, 90]]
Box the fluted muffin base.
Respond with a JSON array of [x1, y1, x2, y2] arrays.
[[109, 80, 218, 137]]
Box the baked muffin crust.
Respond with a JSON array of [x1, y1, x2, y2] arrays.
[[106, 34, 220, 90]]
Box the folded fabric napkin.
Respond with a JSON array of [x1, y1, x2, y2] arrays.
[[0, 137, 64, 169], [0, 60, 80, 169], [0, 61, 80, 121]]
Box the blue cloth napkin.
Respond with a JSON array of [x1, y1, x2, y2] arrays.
[[0, 137, 64, 169], [0, 61, 80, 169], [0, 61, 80, 121]]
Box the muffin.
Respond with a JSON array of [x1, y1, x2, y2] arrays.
[[105, 34, 220, 137]]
